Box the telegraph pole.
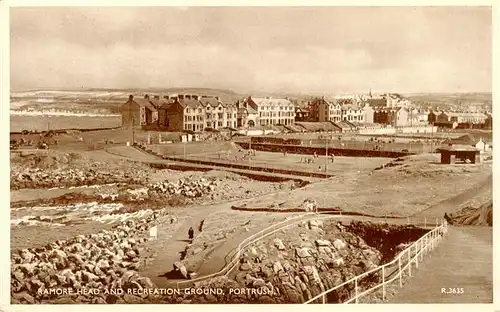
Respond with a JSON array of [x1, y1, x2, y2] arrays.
[[431, 121, 434, 153], [325, 138, 328, 177], [132, 117, 135, 145]]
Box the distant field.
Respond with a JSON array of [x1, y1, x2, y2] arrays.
[[149, 142, 390, 175], [10, 115, 121, 132]]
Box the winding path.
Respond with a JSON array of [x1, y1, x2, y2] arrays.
[[109, 145, 493, 303]]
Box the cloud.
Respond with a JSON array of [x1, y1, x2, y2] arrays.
[[10, 6, 492, 93]]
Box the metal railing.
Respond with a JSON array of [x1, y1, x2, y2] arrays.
[[176, 211, 348, 288], [304, 219, 449, 304]]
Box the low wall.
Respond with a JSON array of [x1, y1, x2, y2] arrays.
[[358, 127, 396, 135], [148, 163, 311, 184], [237, 142, 414, 158], [398, 126, 437, 134], [136, 144, 333, 179]]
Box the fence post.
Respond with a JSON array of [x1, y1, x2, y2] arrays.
[[355, 279, 358, 304], [415, 242, 419, 268], [424, 236, 427, 257], [382, 266, 386, 301], [398, 257, 403, 288], [434, 229, 437, 248]]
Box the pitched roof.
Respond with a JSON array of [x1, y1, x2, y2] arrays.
[[444, 112, 487, 118], [341, 104, 362, 110], [250, 97, 293, 107], [158, 99, 175, 110], [149, 99, 164, 109], [445, 133, 492, 145], [238, 106, 258, 114], [294, 121, 340, 132], [179, 99, 203, 109], [133, 98, 157, 111], [199, 98, 223, 107], [334, 121, 357, 129], [438, 145, 480, 152]]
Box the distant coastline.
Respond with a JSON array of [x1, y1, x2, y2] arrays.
[[10, 110, 120, 117]]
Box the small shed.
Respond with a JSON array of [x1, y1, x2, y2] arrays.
[[438, 145, 481, 164]]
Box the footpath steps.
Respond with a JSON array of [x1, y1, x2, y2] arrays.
[[388, 226, 492, 303]]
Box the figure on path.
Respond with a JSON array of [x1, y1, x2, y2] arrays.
[[188, 227, 194, 241], [199, 219, 205, 232]]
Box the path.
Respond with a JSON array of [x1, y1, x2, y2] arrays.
[[388, 226, 493, 303], [138, 210, 209, 288], [110, 145, 492, 300]]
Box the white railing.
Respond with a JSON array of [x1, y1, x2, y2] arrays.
[[304, 219, 449, 304], [176, 211, 347, 288]]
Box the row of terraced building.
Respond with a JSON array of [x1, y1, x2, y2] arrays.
[[122, 93, 490, 133]]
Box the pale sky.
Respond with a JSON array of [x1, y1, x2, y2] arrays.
[[10, 6, 492, 94]]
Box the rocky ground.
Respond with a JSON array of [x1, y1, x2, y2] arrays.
[[156, 220, 424, 304], [11, 212, 424, 304], [445, 200, 492, 226], [10, 150, 153, 190], [11, 210, 175, 304]]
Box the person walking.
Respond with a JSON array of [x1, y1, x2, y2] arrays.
[[188, 227, 194, 241], [199, 219, 205, 232]]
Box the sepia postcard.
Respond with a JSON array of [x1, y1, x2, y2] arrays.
[[3, 1, 495, 309]]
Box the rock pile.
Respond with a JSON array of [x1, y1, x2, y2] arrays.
[[160, 221, 383, 304], [11, 168, 146, 190], [149, 177, 217, 199], [299, 199, 318, 212], [11, 210, 174, 304], [445, 199, 492, 226]]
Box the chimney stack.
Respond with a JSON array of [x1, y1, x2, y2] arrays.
[[215, 96, 220, 101], [129, 94, 134, 101], [144, 94, 149, 100], [154, 95, 160, 100]]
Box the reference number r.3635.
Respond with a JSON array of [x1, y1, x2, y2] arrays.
[[441, 287, 464, 294]]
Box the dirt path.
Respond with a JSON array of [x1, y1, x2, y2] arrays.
[[388, 226, 492, 303], [138, 212, 208, 288]]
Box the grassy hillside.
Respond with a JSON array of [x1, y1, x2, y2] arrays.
[[404, 93, 492, 111]]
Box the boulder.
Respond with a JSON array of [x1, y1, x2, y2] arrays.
[[273, 239, 286, 250], [308, 220, 323, 229], [12, 291, 36, 304], [315, 239, 331, 247], [295, 247, 311, 258], [272, 261, 284, 274], [173, 262, 188, 279], [333, 239, 347, 250]]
